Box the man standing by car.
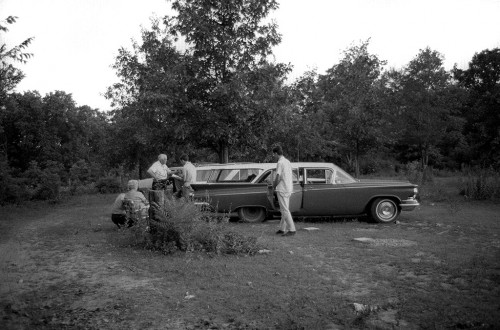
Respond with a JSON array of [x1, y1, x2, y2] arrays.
[[272, 145, 296, 236], [179, 154, 196, 199], [147, 154, 171, 190]]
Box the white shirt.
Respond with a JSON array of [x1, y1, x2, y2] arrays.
[[276, 156, 293, 194], [182, 161, 197, 186], [147, 161, 170, 180]]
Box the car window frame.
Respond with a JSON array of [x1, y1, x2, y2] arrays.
[[303, 167, 335, 185]]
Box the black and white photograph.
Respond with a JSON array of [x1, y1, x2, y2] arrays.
[[1, 0, 499, 329]]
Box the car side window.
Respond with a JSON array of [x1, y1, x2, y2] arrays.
[[196, 169, 212, 182], [215, 169, 260, 182], [258, 169, 299, 184], [258, 170, 274, 184], [305, 168, 334, 184]]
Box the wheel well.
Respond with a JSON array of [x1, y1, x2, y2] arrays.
[[365, 196, 401, 213], [235, 205, 267, 212]]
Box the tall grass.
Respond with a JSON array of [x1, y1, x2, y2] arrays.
[[460, 168, 500, 200], [126, 194, 261, 255]]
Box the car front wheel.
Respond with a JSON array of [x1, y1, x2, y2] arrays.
[[238, 207, 266, 223], [370, 198, 400, 223]]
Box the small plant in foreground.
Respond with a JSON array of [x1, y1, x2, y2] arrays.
[[126, 195, 261, 255]]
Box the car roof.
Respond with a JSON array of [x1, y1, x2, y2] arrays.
[[193, 163, 276, 170], [183, 162, 336, 170]]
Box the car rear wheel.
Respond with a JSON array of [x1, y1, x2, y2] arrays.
[[370, 198, 400, 223], [238, 207, 266, 223]]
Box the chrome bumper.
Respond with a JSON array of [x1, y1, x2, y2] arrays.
[[400, 198, 420, 211]]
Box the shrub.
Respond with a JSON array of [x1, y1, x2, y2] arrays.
[[404, 161, 434, 184], [70, 182, 98, 195], [95, 176, 122, 194], [22, 161, 62, 201], [460, 168, 500, 200], [127, 194, 261, 255], [69, 160, 92, 184], [33, 173, 61, 201], [0, 165, 30, 205], [359, 155, 397, 176]]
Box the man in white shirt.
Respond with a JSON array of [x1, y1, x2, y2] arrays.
[[147, 154, 171, 190], [180, 154, 196, 199], [272, 145, 296, 236]]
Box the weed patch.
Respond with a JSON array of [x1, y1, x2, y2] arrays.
[[460, 168, 500, 200], [126, 195, 261, 255]]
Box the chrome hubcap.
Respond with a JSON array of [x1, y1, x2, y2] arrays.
[[377, 201, 396, 220]]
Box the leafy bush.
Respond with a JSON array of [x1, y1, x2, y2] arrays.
[[70, 182, 98, 195], [95, 176, 122, 194], [33, 173, 61, 201], [127, 195, 261, 255], [359, 155, 397, 176], [404, 161, 434, 184], [22, 161, 62, 201], [0, 161, 30, 205], [460, 168, 500, 200], [70, 160, 92, 184]]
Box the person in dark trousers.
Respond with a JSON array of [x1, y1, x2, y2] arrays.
[[147, 154, 171, 190]]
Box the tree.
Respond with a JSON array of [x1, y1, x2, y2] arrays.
[[317, 40, 387, 177], [453, 48, 500, 168], [106, 18, 196, 171], [3, 91, 109, 177], [169, 0, 287, 162], [0, 16, 33, 160], [0, 16, 33, 98], [285, 70, 338, 162], [391, 48, 464, 171]]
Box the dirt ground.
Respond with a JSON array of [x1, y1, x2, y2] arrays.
[[1, 193, 500, 329]]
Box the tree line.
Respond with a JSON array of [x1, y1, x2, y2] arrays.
[[1, 1, 499, 204]]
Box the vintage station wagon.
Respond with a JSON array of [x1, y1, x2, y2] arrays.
[[191, 162, 419, 223]]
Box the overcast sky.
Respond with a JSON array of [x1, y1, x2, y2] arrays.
[[2, 0, 499, 110]]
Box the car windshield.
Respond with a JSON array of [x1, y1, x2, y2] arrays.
[[331, 165, 356, 184]]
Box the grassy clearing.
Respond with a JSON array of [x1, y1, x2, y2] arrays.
[[1, 179, 499, 329]]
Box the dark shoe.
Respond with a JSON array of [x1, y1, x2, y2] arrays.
[[282, 231, 296, 236], [275, 230, 285, 235]]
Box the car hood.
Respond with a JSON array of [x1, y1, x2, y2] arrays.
[[354, 179, 417, 187]]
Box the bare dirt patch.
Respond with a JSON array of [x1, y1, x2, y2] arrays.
[[1, 194, 500, 329]]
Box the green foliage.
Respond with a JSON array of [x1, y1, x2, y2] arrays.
[[358, 154, 397, 176], [69, 160, 92, 184], [2, 91, 109, 172], [95, 176, 122, 194], [387, 47, 465, 169], [460, 168, 500, 200], [0, 16, 34, 96], [128, 196, 261, 255], [317, 40, 388, 176], [22, 161, 62, 201], [0, 160, 29, 205], [107, 0, 289, 164], [453, 48, 500, 168]]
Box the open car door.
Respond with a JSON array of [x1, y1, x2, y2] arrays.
[[263, 169, 302, 213]]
